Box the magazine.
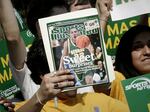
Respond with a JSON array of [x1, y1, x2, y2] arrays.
[[39, 8, 114, 91], [121, 74, 150, 112]]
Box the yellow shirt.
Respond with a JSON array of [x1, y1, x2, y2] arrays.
[[15, 93, 129, 112], [110, 71, 127, 104]]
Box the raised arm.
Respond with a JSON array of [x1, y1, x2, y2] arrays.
[[96, 0, 112, 33], [0, 0, 26, 69]]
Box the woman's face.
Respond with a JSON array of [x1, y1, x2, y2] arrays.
[[131, 32, 150, 74]]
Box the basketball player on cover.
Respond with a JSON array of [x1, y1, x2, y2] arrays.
[[59, 27, 94, 70], [59, 27, 94, 86]]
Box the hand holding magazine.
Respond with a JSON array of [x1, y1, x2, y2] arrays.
[[38, 8, 114, 92]]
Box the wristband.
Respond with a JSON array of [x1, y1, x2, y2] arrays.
[[35, 91, 45, 106]]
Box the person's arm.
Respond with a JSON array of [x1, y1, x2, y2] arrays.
[[0, 0, 26, 70], [96, 0, 112, 33], [16, 70, 75, 112]]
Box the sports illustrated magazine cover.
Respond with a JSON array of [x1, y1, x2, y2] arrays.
[[39, 8, 114, 91]]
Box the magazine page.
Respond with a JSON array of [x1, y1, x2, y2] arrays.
[[121, 74, 150, 112], [39, 8, 114, 91]]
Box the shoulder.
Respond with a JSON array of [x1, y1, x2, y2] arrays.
[[111, 71, 126, 88], [114, 71, 126, 81], [110, 71, 127, 103]]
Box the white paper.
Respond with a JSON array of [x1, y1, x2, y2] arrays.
[[110, 0, 150, 21]]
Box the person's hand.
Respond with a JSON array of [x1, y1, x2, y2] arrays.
[[70, 0, 92, 12], [96, 0, 112, 20], [36, 70, 75, 104], [0, 97, 15, 112]]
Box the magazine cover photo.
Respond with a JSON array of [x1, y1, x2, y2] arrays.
[[48, 15, 109, 87]]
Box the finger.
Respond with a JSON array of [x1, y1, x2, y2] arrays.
[[58, 81, 75, 87], [103, 0, 112, 11], [0, 97, 4, 104], [110, 0, 113, 11], [4, 102, 15, 108], [70, 0, 78, 11], [0, 100, 4, 104], [49, 70, 71, 77], [73, 0, 78, 5], [53, 81, 74, 89], [51, 75, 75, 83], [74, 4, 91, 10], [0, 99, 8, 104], [107, 0, 113, 11]]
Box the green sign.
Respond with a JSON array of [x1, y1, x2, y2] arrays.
[[0, 104, 8, 112], [104, 14, 150, 61], [122, 74, 150, 112]]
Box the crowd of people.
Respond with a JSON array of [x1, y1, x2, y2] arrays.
[[0, 0, 149, 111]]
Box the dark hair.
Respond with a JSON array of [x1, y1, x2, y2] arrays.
[[27, 0, 69, 37], [115, 25, 150, 78], [11, 0, 30, 11], [26, 39, 49, 84]]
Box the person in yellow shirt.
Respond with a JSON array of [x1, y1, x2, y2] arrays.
[[115, 24, 150, 78], [15, 92, 129, 112], [14, 37, 129, 112], [95, 0, 150, 105], [2, 0, 129, 111], [110, 16, 149, 104], [114, 24, 150, 103]]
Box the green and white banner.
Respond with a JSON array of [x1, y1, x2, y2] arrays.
[[104, 14, 150, 62], [122, 73, 150, 112], [111, 0, 150, 21]]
